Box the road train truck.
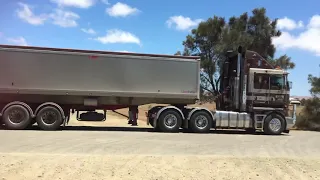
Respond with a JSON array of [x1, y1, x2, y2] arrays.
[[0, 45, 294, 134]]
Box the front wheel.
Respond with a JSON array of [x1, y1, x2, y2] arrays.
[[36, 106, 63, 131], [263, 114, 285, 135], [189, 111, 212, 133]]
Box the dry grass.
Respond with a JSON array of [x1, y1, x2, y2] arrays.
[[296, 105, 304, 115], [291, 105, 320, 131]]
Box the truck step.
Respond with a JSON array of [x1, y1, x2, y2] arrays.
[[254, 114, 266, 130]]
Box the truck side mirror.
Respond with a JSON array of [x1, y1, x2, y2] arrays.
[[287, 81, 292, 89]]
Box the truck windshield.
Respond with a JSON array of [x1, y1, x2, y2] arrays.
[[270, 75, 284, 90], [254, 74, 284, 90]]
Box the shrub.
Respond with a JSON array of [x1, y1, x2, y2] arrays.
[[295, 97, 320, 131]]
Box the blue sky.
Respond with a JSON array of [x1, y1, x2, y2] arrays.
[[0, 0, 319, 96]]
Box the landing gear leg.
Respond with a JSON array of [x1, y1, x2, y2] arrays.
[[128, 106, 133, 124], [130, 106, 138, 126]]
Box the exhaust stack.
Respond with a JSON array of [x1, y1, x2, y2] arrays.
[[234, 46, 242, 110]]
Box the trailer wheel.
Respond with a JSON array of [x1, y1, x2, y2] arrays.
[[189, 111, 212, 133], [157, 110, 182, 133], [36, 106, 63, 131], [2, 105, 31, 130], [263, 114, 285, 135]]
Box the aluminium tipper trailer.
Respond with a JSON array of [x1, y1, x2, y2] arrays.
[[0, 45, 294, 134]]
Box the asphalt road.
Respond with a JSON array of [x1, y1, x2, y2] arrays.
[[0, 127, 319, 180], [0, 127, 319, 158]]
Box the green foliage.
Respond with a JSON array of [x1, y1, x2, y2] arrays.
[[268, 55, 295, 70], [308, 74, 320, 97], [183, 16, 226, 96], [295, 75, 320, 131], [174, 51, 181, 55], [303, 98, 320, 119], [300, 98, 306, 106], [174, 47, 191, 56], [295, 97, 320, 130], [181, 7, 291, 97]]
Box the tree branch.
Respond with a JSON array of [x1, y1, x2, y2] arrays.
[[200, 85, 215, 95]]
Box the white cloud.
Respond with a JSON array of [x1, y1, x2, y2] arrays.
[[166, 16, 203, 31], [106, 2, 139, 17], [0, 32, 3, 38], [50, 0, 95, 8], [101, 0, 110, 5], [308, 15, 320, 28], [272, 15, 320, 56], [15, 3, 79, 28], [94, 29, 141, 45], [277, 17, 304, 30], [81, 28, 96, 34], [50, 9, 80, 27], [16, 3, 47, 25], [7, 37, 28, 46]]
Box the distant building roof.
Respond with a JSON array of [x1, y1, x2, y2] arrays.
[[290, 96, 312, 100]]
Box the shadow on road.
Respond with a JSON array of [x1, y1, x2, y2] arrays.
[[65, 126, 154, 132], [0, 124, 287, 136]]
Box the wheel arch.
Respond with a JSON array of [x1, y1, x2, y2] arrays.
[[35, 102, 65, 120], [155, 106, 185, 120], [148, 106, 165, 115], [187, 108, 215, 122]]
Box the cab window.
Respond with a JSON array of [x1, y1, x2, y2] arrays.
[[270, 75, 284, 90], [254, 74, 269, 89]]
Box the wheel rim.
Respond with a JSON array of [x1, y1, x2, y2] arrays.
[[195, 115, 208, 129], [41, 111, 58, 125], [8, 109, 26, 124], [269, 118, 282, 132], [163, 114, 177, 128]]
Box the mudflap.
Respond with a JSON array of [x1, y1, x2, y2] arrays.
[[146, 116, 149, 125], [63, 116, 70, 127]]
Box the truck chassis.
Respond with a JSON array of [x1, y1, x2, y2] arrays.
[[0, 102, 293, 134]]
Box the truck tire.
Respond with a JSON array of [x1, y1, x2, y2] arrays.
[[2, 105, 31, 130], [189, 111, 212, 133], [263, 113, 285, 135], [148, 118, 154, 127], [157, 110, 182, 133], [36, 106, 63, 131]]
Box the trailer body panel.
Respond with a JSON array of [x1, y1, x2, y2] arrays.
[[0, 46, 200, 105]]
